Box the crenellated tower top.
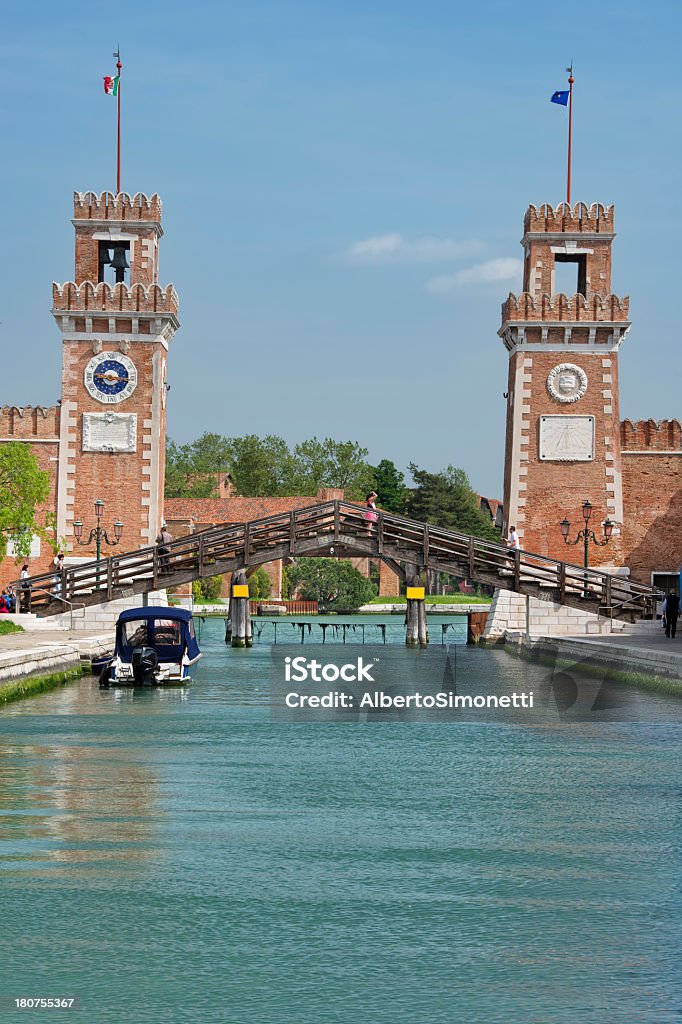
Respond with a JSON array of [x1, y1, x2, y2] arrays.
[[521, 201, 616, 300], [523, 202, 614, 237], [53, 188, 179, 343], [500, 201, 630, 353], [73, 191, 163, 223], [69, 190, 165, 289]]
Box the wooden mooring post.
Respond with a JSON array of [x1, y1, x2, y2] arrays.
[[230, 570, 253, 648], [405, 574, 428, 647], [224, 589, 233, 644]]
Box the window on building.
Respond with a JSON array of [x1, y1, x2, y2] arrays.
[[652, 572, 679, 597], [553, 254, 587, 297]]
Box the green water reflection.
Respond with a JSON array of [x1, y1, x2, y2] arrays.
[[0, 617, 680, 1024]]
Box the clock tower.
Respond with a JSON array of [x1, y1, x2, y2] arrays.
[[499, 202, 631, 566], [53, 191, 179, 555]]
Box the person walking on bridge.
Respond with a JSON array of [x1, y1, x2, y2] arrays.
[[156, 523, 173, 572], [507, 526, 520, 551], [364, 492, 379, 534], [663, 591, 679, 638]]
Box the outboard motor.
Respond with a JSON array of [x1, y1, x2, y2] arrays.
[[132, 646, 159, 686]]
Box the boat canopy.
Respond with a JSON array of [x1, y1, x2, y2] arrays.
[[115, 606, 200, 662]]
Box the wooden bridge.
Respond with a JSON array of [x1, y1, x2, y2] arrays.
[[16, 500, 659, 621]]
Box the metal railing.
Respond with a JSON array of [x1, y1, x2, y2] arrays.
[[22, 587, 86, 630]]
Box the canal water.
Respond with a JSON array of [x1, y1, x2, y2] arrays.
[[0, 616, 680, 1024]]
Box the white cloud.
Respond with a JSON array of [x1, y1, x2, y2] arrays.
[[426, 257, 523, 293], [343, 233, 484, 265]]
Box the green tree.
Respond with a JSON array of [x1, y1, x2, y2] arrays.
[[293, 438, 375, 499], [248, 566, 272, 600], [227, 435, 297, 496], [371, 459, 408, 515], [407, 464, 499, 541], [192, 574, 223, 602], [166, 433, 232, 498], [287, 558, 376, 612], [0, 443, 52, 561]]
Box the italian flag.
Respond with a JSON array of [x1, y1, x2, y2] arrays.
[[103, 75, 119, 96]]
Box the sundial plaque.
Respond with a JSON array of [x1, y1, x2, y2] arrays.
[[539, 415, 594, 462]]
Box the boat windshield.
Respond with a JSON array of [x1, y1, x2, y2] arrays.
[[154, 619, 182, 645], [123, 621, 149, 646]]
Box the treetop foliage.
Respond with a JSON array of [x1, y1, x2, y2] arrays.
[[166, 432, 375, 501], [165, 433, 501, 539], [407, 463, 499, 541]]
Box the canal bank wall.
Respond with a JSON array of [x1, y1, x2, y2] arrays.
[[0, 632, 113, 705], [502, 630, 682, 692], [483, 590, 620, 640]]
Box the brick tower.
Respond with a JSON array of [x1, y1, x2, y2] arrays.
[[499, 202, 631, 566], [53, 191, 179, 555]]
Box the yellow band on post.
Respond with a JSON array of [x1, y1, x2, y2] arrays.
[[406, 587, 425, 599], [232, 585, 249, 597]]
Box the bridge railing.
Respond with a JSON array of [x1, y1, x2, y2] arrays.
[[374, 504, 659, 613], [13, 499, 661, 619]]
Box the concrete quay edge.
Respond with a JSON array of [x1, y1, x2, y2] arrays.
[[504, 631, 682, 684], [0, 633, 113, 685]]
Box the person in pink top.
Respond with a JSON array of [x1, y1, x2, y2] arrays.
[[364, 491, 379, 532]]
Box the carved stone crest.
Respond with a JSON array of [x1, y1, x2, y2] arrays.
[[547, 363, 588, 403]]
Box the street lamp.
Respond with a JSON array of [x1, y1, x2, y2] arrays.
[[560, 501, 614, 597], [73, 499, 123, 585]]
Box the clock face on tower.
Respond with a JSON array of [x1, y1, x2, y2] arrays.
[[84, 352, 138, 404]]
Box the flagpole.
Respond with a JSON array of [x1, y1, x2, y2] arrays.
[[116, 50, 122, 194], [566, 65, 574, 204]]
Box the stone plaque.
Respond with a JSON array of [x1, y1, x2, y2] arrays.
[[82, 412, 137, 453], [539, 415, 594, 462], [547, 363, 588, 404]]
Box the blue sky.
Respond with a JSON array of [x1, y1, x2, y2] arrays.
[[1, 0, 680, 498]]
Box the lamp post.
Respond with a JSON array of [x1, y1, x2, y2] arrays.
[[73, 499, 123, 588], [560, 500, 614, 598]]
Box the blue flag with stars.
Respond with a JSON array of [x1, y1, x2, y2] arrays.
[[551, 90, 569, 106]]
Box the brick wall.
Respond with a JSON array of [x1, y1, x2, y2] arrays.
[[620, 420, 682, 585], [379, 559, 400, 597]]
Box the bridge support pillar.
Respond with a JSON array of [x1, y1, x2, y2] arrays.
[[230, 571, 253, 648], [405, 574, 428, 647]]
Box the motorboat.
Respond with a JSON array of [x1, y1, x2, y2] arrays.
[[99, 606, 201, 687]]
